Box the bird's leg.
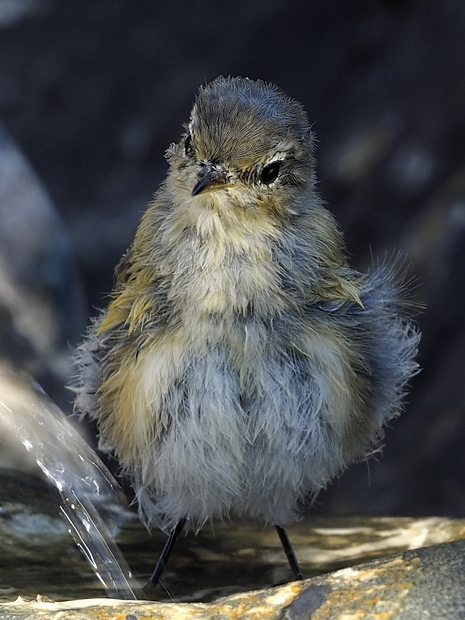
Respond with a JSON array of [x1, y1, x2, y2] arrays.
[[275, 524, 303, 580], [150, 518, 186, 586]]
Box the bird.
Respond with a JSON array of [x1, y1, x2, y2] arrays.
[[73, 76, 420, 585]]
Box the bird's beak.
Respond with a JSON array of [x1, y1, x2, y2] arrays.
[[192, 165, 228, 196]]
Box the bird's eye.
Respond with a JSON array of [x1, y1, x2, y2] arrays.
[[260, 161, 282, 184], [184, 133, 194, 157]]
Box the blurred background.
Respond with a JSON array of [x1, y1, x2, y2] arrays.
[[0, 0, 464, 519]]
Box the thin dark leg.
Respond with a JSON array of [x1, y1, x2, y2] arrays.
[[275, 525, 303, 580], [150, 519, 186, 586]]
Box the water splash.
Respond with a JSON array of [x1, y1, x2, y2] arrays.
[[0, 364, 144, 600]]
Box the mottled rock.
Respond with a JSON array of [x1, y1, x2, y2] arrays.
[[2, 538, 465, 619]]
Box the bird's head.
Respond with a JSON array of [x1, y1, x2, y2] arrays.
[[166, 77, 317, 223]]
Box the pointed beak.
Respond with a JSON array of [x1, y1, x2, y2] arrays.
[[192, 165, 228, 196]]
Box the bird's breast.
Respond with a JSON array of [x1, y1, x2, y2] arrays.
[[167, 206, 289, 317]]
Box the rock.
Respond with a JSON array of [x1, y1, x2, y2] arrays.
[[0, 123, 85, 418], [1, 538, 465, 619]]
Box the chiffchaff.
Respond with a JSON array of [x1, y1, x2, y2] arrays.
[[73, 77, 420, 584]]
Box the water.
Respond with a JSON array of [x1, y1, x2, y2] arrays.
[[0, 364, 144, 600]]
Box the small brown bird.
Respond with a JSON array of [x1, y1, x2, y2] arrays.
[[73, 76, 420, 584]]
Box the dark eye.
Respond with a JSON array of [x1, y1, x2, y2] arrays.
[[184, 133, 193, 157], [260, 161, 282, 184]]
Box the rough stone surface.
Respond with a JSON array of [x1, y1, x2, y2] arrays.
[[2, 539, 465, 619]]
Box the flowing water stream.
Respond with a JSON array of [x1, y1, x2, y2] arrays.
[[0, 364, 144, 600]]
